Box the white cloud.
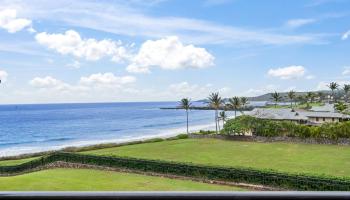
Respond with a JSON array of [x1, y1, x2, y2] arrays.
[[342, 66, 350, 75], [0, 70, 8, 82], [267, 65, 306, 80], [1, 1, 323, 46], [342, 30, 350, 40], [66, 60, 81, 69], [0, 9, 32, 33], [306, 75, 315, 79], [285, 18, 316, 29], [127, 36, 214, 73], [166, 81, 231, 99], [242, 84, 279, 97], [35, 30, 130, 62], [79, 73, 136, 86]]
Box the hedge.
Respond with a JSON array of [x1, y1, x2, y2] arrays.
[[223, 115, 350, 139], [1, 152, 350, 191]]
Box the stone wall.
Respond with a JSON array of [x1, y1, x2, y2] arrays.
[[189, 134, 350, 145]]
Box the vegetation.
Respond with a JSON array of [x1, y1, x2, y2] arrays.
[[207, 92, 224, 134], [223, 115, 350, 139], [328, 82, 339, 102], [0, 168, 242, 191], [271, 91, 282, 108], [83, 138, 350, 178], [179, 98, 191, 134], [0, 157, 39, 166], [2, 152, 350, 190], [227, 96, 241, 117], [287, 90, 296, 108], [335, 102, 348, 112], [219, 111, 227, 128]]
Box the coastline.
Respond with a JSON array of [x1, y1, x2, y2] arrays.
[[0, 122, 216, 158]]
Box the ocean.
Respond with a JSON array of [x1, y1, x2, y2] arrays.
[[0, 101, 235, 157]]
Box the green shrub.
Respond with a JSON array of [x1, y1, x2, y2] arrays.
[[176, 134, 189, 139], [1, 152, 350, 191], [223, 115, 350, 139]]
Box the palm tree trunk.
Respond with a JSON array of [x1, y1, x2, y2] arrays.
[[186, 109, 189, 134], [218, 118, 221, 132], [215, 109, 218, 134], [234, 109, 237, 118]]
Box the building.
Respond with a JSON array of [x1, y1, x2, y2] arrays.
[[247, 108, 350, 125]]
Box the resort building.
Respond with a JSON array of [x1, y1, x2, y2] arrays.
[[247, 108, 350, 125]]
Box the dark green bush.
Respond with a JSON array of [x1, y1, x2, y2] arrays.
[[1, 152, 349, 191], [176, 134, 189, 139]]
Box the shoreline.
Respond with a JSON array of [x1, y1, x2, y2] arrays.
[[0, 122, 216, 158]]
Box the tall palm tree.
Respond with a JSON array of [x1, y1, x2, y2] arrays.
[[219, 111, 227, 127], [343, 84, 350, 102], [287, 90, 296, 108], [306, 92, 314, 103], [271, 91, 282, 108], [207, 92, 223, 134], [179, 98, 191, 134], [228, 96, 241, 117], [327, 82, 339, 103], [240, 97, 248, 109]]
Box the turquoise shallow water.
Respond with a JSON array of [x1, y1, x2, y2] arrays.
[[0, 101, 228, 157]]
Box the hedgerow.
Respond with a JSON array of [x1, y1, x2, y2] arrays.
[[1, 152, 350, 191], [223, 115, 350, 139]]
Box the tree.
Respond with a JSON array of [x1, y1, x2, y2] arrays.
[[228, 96, 241, 117], [334, 102, 348, 113], [271, 91, 282, 108], [327, 82, 339, 103], [287, 90, 296, 108], [317, 91, 324, 103], [207, 92, 223, 134], [240, 97, 248, 109], [219, 111, 227, 129], [219, 111, 227, 124], [179, 98, 191, 134], [343, 84, 350, 102]]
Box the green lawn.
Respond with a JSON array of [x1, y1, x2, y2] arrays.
[[83, 138, 350, 177], [0, 168, 244, 191], [0, 157, 40, 166]]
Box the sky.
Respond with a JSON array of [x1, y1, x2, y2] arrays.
[[0, 0, 350, 104]]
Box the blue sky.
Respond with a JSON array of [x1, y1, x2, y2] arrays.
[[0, 0, 350, 104]]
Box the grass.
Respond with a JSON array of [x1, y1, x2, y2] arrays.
[[0, 157, 40, 166], [83, 138, 350, 177], [0, 168, 244, 191]]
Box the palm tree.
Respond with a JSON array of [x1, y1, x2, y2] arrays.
[[327, 82, 339, 103], [271, 91, 282, 108], [228, 96, 241, 117], [343, 84, 350, 102], [219, 111, 227, 127], [240, 97, 248, 109], [287, 90, 296, 108], [179, 98, 191, 134], [207, 92, 223, 134]]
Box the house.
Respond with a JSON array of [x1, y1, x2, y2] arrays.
[[246, 108, 350, 125]]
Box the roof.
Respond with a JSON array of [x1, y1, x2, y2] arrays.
[[310, 103, 335, 112], [247, 108, 350, 120], [246, 108, 308, 120]]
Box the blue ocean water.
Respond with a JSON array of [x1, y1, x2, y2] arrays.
[[0, 102, 232, 157]]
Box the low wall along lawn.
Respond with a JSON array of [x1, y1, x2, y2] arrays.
[[0, 152, 349, 191]]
